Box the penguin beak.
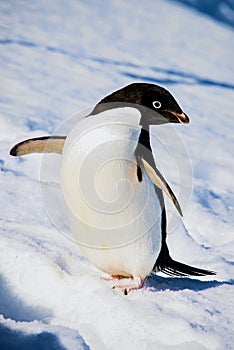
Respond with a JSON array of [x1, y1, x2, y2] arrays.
[[159, 110, 190, 124], [171, 111, 190, 124]]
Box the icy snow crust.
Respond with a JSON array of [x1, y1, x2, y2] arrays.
[[0, 0, 233, 349]]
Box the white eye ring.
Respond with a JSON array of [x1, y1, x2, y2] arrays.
[[152, 101, 161, 109]]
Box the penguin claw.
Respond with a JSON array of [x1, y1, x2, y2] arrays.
[[101, 275, 145, 294], [112, 277, 144, 295]]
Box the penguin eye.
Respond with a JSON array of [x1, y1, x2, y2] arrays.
[[152, 101, 161, 109]]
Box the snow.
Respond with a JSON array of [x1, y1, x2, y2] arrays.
[[171, 0, 234, 28], [0, 0, 234, 349]]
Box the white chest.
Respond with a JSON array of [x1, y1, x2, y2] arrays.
[[61, 108, 162, 278]]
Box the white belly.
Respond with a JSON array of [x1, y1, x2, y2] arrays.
[[61, 108, 162, 279]]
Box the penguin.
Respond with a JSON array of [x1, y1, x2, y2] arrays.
[[10, 83, 215, 294]]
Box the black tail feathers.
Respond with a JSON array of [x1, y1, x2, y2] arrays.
[[154, 243, 216, 277], [155, 258, 216, 277]]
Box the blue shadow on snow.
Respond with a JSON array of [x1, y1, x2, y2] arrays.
[[146, 274, 233, 292], [122, 72, 234, 90], [0, 325, 65, 350], [172, 0, 234, 28], [0, 274, 52, 322], [1, 38, 233, 91]]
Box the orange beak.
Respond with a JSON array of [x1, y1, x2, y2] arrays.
[[171, 112, 190, 124]]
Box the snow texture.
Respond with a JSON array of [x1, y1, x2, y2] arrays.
[[0, 0, 233, 349]]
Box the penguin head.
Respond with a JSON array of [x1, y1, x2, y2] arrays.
[[138, 83, 190, 126], [92, 83, 189, 126]]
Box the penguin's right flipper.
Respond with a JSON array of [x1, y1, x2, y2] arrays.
[[140, 157, 183, 217], [10, 136, 66, 156], [153, 242, 216, 277]]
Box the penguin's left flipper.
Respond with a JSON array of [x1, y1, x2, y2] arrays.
[[10, 136, 66, 156], [140, 157, 183, 217]]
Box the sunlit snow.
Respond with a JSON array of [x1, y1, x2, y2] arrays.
[[0, 1, 233, 349]]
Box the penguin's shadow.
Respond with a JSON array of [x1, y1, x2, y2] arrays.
[[146, 274, 233, 292]]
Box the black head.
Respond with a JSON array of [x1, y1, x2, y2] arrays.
[[91, 83, 189, 126]]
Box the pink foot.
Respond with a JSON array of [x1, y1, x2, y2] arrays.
[[112, 276, 144, 295]]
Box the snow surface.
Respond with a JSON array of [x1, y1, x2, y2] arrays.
[[172, 0, 234, 28], [0, 0, 234, 349]]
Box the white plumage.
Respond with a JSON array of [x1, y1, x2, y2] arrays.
[[61, 107, 162, 280]]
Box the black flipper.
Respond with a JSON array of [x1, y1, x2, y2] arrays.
[[136, 127, 216, 277], [139, 156, 183, 216]]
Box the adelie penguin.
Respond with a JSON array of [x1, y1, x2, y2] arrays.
[[10, 83, 215, 294]]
